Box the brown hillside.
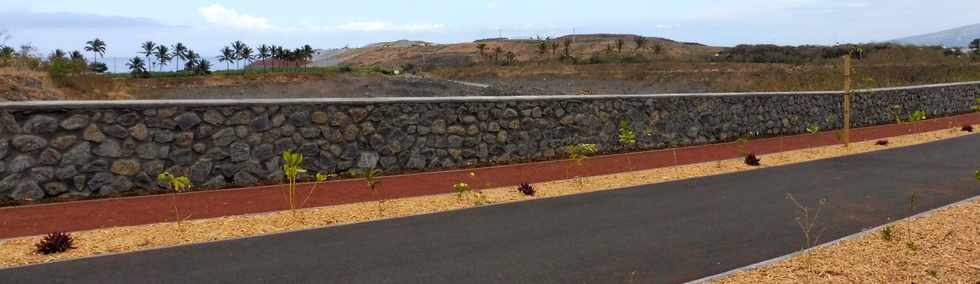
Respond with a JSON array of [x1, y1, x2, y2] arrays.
[[325, 34, 721, 68]]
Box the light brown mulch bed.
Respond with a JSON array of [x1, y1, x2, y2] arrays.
[[0, 126, 976, 270], [709, 197, 980, 283]]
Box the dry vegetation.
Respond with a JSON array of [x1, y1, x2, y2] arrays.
[[1, 125, 974, 271]]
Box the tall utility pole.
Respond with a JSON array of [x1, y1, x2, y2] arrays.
[[842, 54, 852, 147]]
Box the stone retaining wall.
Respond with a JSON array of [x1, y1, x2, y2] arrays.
[[0, 82, 977, 201]]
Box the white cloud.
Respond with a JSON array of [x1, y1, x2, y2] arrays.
[[198, 4, 274, 31], [197, 4, 443, 33]]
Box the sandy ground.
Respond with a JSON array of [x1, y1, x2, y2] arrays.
[[0, 126, 976, 271]]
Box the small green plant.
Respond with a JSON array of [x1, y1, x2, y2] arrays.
[[889, 105, 904, 124], [565, 144, 598, 187], [805, 123, 821, 134], [453, 182, 471, 200], [972, 98, 979, 111], [881, 225, 894, 241], [281, 150, 307, 212], [905, 192, 918, 250], [299, 172, 334, 210], [908, 110, 926, 122], [35, 232, 75, 255], [157, 171, 191, 229], [975, 170, 980, 181], [618, 119, 636, 147], [357, 168, 384, 216]]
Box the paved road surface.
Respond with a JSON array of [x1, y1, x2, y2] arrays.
[[3, 134, 978, 283]]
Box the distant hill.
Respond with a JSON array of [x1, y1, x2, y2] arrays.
[[303, 34, 720, 68], [892, 23, 980, 48]]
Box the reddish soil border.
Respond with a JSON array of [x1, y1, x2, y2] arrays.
[[1, 113, 977, 239]]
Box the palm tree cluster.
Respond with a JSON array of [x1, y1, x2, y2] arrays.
[[250, 43, 316, 71], [130, 40, 210, 77]]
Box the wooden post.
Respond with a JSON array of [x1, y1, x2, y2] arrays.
[[842, 55, 852, 147]]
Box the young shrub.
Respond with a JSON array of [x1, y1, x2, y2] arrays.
[[281, 150, 307, 212], [618, 119, 637, 147], [157, 171, 191, 229], [744, 153, 761, 166], [875, 140, 890, 146], [357, 168, 384, 216], [786, 193, 828, 279], [565, 144, 598, 187], [618, 119, 637, 169], [517, 182, 536, 196], [962, 125, 974, 132], [889, 105, 904, 124], [906, 192, 918, 250], [35, 232, 75, 255], [908, 110, 927, 122], [453, 182, 471, 200], [299, 172, 334, 209], [805, 123, 821, 134], [975, 170, 980, 181], [881, 225, 894, 241]]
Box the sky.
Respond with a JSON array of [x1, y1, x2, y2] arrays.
[[2, 0, 980, 58]]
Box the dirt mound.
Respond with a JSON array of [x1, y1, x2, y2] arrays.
[[0, 68, 66, 101]]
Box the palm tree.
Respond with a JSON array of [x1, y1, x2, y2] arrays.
[[218, 46, 235, 71], [231, 41, 246, 69], [84, 38, 106, 64], [69, 50, 84, 61], [172, 43, 188, 73], [140, 41, 156, 71], [126, 56, 147, 77], [183, 50, 199, 71], [239, 46, 254, 72], [300, 44, 314, 68], [154, 45, 171, 72], [615, 39, 625, 54], [50, 49, 67, 61], [257, 44, 271, 69]]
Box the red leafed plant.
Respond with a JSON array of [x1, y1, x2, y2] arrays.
[[517, 182, 536, 196], [875, 140, 890, 146], [744, 153, 761, 166], [35, 232, 75, 255], [962, 125, 974, 132]]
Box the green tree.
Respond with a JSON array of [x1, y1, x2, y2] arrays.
[[154, 45, 171, 72], [84, 38, 106, 64], [172, 43, 188, 73], [257, 44, 271, 69], [239, 46, 254, 72], [183, 50, 199, 71], [971, 39, 980, 54], [140, 41, 156, 70], [230, 40, 247, 69], [126, 56, 147, 77], [218, 46, 235, 71]]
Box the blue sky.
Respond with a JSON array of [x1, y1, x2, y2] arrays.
[[2, 0, 980, 57]]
